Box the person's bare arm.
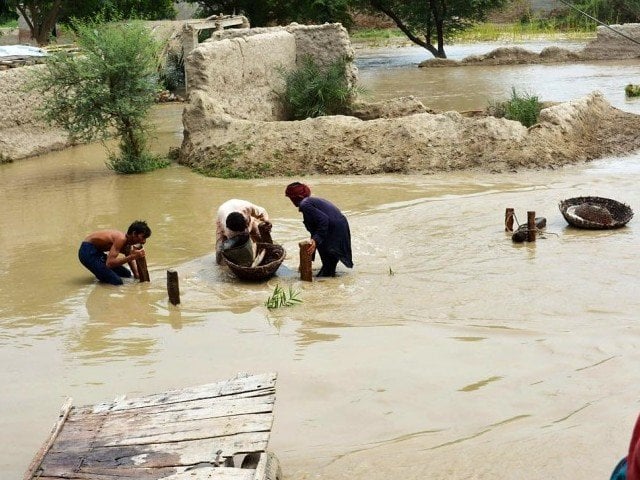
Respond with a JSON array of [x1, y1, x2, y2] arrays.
[[106, 236, 144, 269], [125, 244, 145, 279]]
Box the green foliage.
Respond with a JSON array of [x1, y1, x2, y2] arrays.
[[0, 0, 17, 24], [356, 0, 507, 58], [107, 151, 169, 174], [625, 84, 640, 97], [278, 55, 360, 120], [489, 88, 542, 128], [265, 284, 302, 309], [556, 0, 640, 27], [452, 21, 595, 42], [28, 17, 165, 174], [159, 51, 185, 91], [184, 0, 352, 27], [59, 0, 176, 24]]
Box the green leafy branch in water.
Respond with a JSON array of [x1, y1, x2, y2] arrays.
[[265, 284, 302, 309]]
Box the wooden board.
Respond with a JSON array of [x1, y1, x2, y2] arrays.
[[25, 372, 278, 480]]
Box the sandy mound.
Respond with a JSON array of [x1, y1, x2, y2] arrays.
[[179, 92, 640, 176]]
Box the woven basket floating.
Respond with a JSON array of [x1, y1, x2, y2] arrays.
[[558, 196, 633, 229], [223, 242, 285, 281]]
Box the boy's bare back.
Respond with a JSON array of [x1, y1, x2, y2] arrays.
[[84, 229, 127, 253]]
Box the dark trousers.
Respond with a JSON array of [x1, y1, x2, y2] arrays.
[[317, 248, 338, 277], [78, 242, 131, 285]]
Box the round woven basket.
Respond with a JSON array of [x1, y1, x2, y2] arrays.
[[558, 196, 633, 229], [223, 243, 285, 281]]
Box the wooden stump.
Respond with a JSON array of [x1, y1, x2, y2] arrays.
[[527, 211, 536, 242], [167, 269, 180, 306], [298, 240, 313, 282], [135, 256, 150, 282], [505, 208, 515, 232]]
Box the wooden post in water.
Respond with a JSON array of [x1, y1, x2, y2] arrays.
[[258, 221, 273, 244], [527, 211, 536, 242], [505, 208, 515, 232], [299, 240, 313, 282], [136, 256, 150, 282], [167, 269, 180, 306]]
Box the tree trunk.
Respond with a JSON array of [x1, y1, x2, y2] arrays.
[[370, 0, 441, 58], [17, 0, 62, 46], [429, 0, 447, 58]]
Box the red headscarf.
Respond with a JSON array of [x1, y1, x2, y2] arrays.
[[285, 182, 311, 203]]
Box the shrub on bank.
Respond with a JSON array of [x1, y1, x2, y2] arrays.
[[489, 87, 542, 128], [278, 55, 362, 120], [625, 84, 640, 97], [28, 17, 169, 174]]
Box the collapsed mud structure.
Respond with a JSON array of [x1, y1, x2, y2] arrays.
[[2, 22, 640, 169], [179, 23, 640, 176], [419, 23, 640, 67]]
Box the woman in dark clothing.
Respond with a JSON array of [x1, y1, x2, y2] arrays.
[[285, 182, 353, 277]]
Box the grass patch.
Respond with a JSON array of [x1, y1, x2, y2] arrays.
[[194, 142, 275, 179], [489, 87, 542, 128], [351, 27, 406, 41], [265, 284, 302, 309], [453, 21, 595, 43], [0, 19, 18, 29]]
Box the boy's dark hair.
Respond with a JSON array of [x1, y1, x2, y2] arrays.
[[226, 212, 247, 232], [127, 220, 151, 238]]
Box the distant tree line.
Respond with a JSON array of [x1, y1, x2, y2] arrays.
[[5, 1, 640, 55]]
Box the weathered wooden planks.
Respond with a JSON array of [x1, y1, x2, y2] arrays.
[[25, 372, 280, 480]]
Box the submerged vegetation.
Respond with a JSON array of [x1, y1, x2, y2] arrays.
[[489, 88, 542, 128], [265, 284, 302, 309]]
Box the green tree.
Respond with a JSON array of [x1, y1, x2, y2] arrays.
[[184, 0, 351, 27], [10, 1, 63, 45], [0, 0, 17, 23], [60, 0, 177, 24], [358, 0, 507, 58], [29, 18, 169, 174], [7, 0, 176, 45]]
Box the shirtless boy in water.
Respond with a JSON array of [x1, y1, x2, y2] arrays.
[[78, 220, 151, 285]]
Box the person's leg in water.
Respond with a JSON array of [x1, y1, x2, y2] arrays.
[[78, 242, 124, 285], [100, 252, 132, 279], [317, 249, 338, 277]]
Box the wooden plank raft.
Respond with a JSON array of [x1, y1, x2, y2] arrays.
[[24, 372, 281, 480]]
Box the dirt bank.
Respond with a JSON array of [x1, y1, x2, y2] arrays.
[[180, 92, 640, 176], [0, 66, 72, 162]]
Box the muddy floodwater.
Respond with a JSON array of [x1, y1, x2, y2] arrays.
[[3, 43, 640, 479]]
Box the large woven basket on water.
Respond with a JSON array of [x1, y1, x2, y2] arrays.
[[223, 242, 285, 281], [558, 196, 633, 229]]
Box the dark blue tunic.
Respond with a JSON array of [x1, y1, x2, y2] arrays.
[[298, 197, 353, 271]]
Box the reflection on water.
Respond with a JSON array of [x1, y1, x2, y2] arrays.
[[2, 45, 640, 480]]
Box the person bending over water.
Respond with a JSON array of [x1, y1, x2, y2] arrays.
[[78, 220, 151, 285], [215, 199, 271, 265], [285, 182, 353, 277]]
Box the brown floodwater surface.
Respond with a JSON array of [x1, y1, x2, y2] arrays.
[[2, 50, 640, 480]]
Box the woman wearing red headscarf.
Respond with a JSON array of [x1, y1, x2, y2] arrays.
[[285, 182, 353, 277]]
